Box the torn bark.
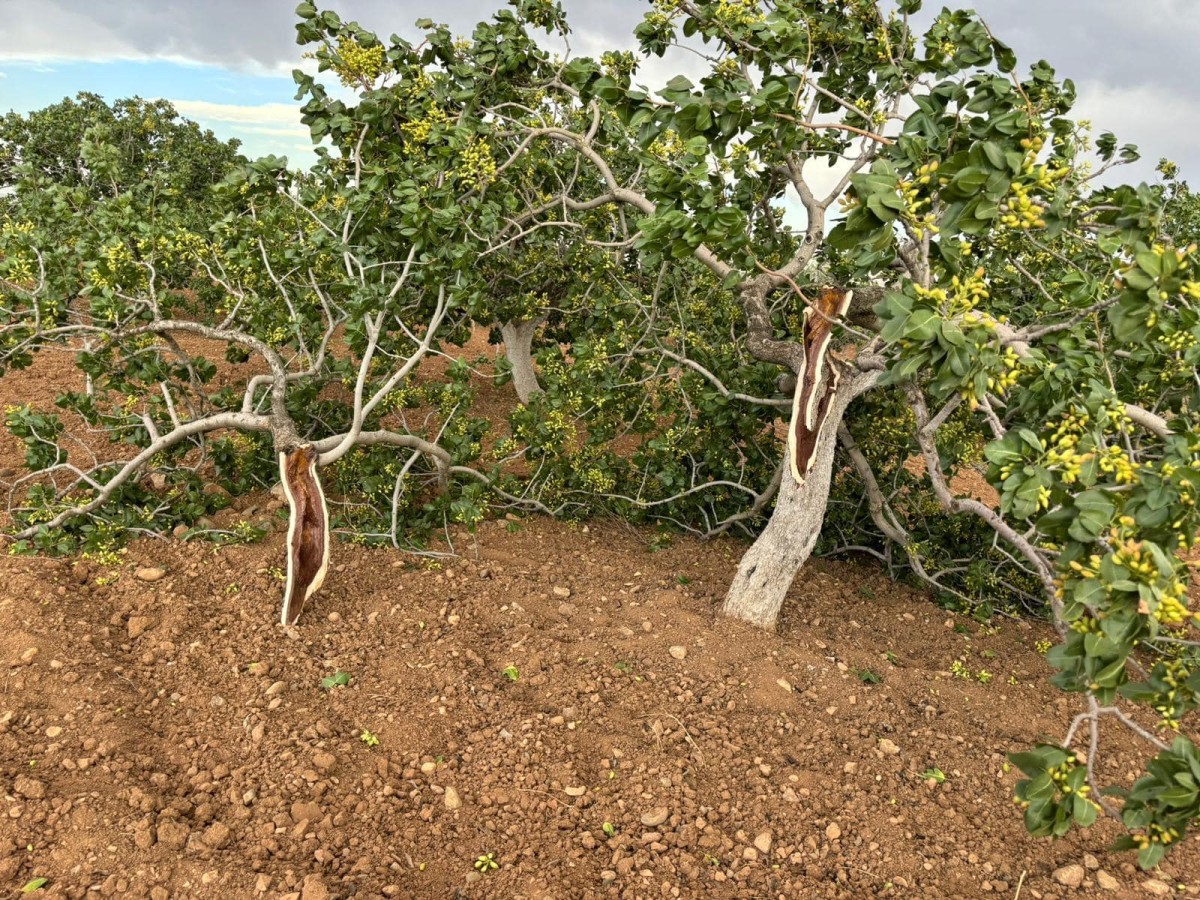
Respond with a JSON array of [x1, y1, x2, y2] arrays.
[[279, 444, 331, 626], [788, 287, 854, 486]]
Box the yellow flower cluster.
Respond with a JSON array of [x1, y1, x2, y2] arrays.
[[996, 136, 1070, 231], [998, 181, 1046, 230], [1152, 659, 1193, 729], [1159, 330, 1197, 353], [334, 36, 387, 88], [1133, 823, 1182, 849], [1111, 536, 1156, 580], [896, 175, 938, 240], [401, 104, 448, 145], [1098, 444, 1139, 485], [713, 0, 764, 28], [1013, 756, 1097, 812], [648, 129, 686, 161], [915, 267, 989, 315], [713, 58, 741, 80], [87, 242, 146, 292], [1045, 410, 1094, 484], [1153, 580, 1191, 626], [458, 138, 497, 190]]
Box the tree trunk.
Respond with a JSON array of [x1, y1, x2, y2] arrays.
[[721, 367, 878, 628], [500, 318, 543, 404]]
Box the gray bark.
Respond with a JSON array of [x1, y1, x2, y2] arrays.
[[720, 366, 879, 629], [500, 318, 543, 404]]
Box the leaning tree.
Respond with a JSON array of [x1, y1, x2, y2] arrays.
[[378, 0, 1200, 864]]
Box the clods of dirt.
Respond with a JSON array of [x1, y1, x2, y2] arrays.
[[1, 514, 1198, 898]]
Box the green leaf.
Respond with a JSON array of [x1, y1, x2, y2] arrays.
[[1068, 490, 1114, 542], [904, 308, 941, 341], [981, 141, 1006, 170], [321, 671, 351, 690], [22, 879, 49, 894]]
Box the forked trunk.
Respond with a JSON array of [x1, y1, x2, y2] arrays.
[[721, 366, 877, 628], [500, 318, 543, 404], [278, 444, 331, 626]]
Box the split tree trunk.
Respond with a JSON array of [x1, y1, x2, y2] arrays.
[[721, 367, 878, 628], [278, 444, 331, 626], [499, 318, 543, 404]]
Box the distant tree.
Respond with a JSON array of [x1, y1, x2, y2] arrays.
[[0, 93, 243, 206]]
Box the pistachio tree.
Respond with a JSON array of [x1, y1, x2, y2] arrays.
[[417, 0, 1199, 863]]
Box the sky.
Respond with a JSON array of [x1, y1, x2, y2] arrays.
[[1, 0, 1198, 188]]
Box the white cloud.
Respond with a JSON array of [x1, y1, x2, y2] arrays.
[[1072, 80, 1200, 184], [166, 99, 308, 136]]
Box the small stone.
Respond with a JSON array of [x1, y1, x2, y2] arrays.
[[443, 786, 462, 810], [843, 762, 858, 774], [312, 752, 335, 773], [464, 872, 482, 884], [1141, 879, 1172, 897], [776, 678, 793, 693], [300, 874, 329, 900], [564, 786, 586, 797], [641, 807, 669, 827], [156, 820, 189, 850], [327, 611, 341, 623], [13, 775, 45, 799], [265, 681, 286, 696], [553, 585, 572, 598], [136, 567, 166, 582], [600, 870, 617, 884], [742, 847, 758, 862], [290, 801, 322, 824], [420, 762, 437, 775], [202, 821, 231, 849], [255, 874, 272, 893], [45, 726, 63, 739], [16, 647, 38, 666], [1083, 853, 1100, 870], [668, 645, 687, 660], [1096, 871, 1119, 891], [878, 738, 900, 755], [127, 617, 152, 639], [825, 822, 842, 840], [1052, 864, 1085, 888], [753, 831, 772, 854]]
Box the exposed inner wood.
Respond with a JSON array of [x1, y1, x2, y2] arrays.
[[279, 444, 330, 626], [788, 287, 853, 486]]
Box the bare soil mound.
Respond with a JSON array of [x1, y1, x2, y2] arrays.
[[1, 514, 1198, 899]]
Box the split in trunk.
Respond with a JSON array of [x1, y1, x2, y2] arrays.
[[279, 444, 331, 626], [722, 286, 873, 629]]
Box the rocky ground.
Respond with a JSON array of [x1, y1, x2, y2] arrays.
[[1, 510, 1199, 899]]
